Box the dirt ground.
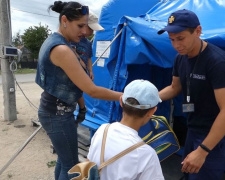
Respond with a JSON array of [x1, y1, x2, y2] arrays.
[[0, 82, 55, 180]]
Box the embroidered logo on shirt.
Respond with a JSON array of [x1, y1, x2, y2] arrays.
[[192, 74, 206, 80]]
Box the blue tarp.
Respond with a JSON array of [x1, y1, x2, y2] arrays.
[[81, 0, 160, 131], [80, 0, 225, 136]]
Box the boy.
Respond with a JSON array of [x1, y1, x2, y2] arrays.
[[88, 79, 164, 180]]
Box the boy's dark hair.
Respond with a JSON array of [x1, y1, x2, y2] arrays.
[[122, 98, 152, 118]]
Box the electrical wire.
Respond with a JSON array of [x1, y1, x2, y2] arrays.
[[6, 1, 38, 111], [7, 57, 39, 111], [0, 68, 41, 175], [0, 1, 41, 176], [14, 76, 39, 110], [11, 8, 58, 18], [9, 67, 39, 111], [9, 59, 17, 72]]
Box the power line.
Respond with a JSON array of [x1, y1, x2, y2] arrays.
[[11, 8, 58, 18]]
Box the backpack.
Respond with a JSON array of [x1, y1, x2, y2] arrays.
[[142, 115, 180, 161], [68, 124, 145, 180]]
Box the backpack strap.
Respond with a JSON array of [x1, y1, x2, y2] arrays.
[[99, 141, 145, 171], [99, 123, 145, 171], [100, 124, 111, 165]]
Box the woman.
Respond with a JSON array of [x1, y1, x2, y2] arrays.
[[35, 1, 122, 179]]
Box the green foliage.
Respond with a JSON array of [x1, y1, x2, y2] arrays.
[[15, 68, 37, 74], [47, 160, 57, 168], [0, 69, 37, 75], [22, 23, 51, 59], [12, 32, 23, 47]]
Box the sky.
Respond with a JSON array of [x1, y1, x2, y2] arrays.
[[10, 0, 110, 37]]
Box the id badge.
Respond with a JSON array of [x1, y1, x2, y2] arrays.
[[182, 103, 195, 112]]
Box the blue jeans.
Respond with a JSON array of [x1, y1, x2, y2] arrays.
[[183, 129, 225, 180], [38, 106, 79, 180]]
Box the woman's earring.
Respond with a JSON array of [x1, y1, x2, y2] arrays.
[[64, 23, 67, 28]]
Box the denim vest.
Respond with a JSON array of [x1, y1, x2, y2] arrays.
[[71, 37, 93, 67], [36, 32, 82, 106]]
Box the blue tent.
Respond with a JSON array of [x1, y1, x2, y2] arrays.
[[79, 0, 160, 135], [79, 0, 225, 137]]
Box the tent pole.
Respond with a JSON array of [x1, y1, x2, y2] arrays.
[[0, 125, 42, 175], [107, 24, 127, 122], [92, 26, 125, 67]]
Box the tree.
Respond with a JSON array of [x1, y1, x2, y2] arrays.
[[12, 32, 23, 47], [22, 23, 51, 59]]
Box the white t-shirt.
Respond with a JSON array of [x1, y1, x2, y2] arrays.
[[87, 122, 164, 180]]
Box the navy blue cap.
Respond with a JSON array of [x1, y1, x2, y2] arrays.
[[158, 9, 200, 35]]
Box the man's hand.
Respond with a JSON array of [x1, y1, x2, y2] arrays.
[[181, 147, 208, 174], [76, 106, 87, 124]]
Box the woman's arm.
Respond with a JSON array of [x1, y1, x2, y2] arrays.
[[50, 45, 122, 101]]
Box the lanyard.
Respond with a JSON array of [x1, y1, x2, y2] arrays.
[[186, 40, 203, 103]]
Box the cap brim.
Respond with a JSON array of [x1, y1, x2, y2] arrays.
[[88, 23, 104, 31], [158, 25, 187, 35]]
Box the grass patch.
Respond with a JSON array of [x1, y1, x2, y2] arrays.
[[8, 173, 13, 178], [47, 160, 57, 168], [0, 68, 36, 75], [14, 68, 36, 74]]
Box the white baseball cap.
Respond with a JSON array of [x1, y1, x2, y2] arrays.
[[88, 12, 104, 31], [122, 79, 162, 109]]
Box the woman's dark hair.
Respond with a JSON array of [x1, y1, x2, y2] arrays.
[[122, 98, 152, 118], [48, 1, 89, 22]]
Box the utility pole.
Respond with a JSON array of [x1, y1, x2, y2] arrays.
[[0, 0, 17, 121]]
